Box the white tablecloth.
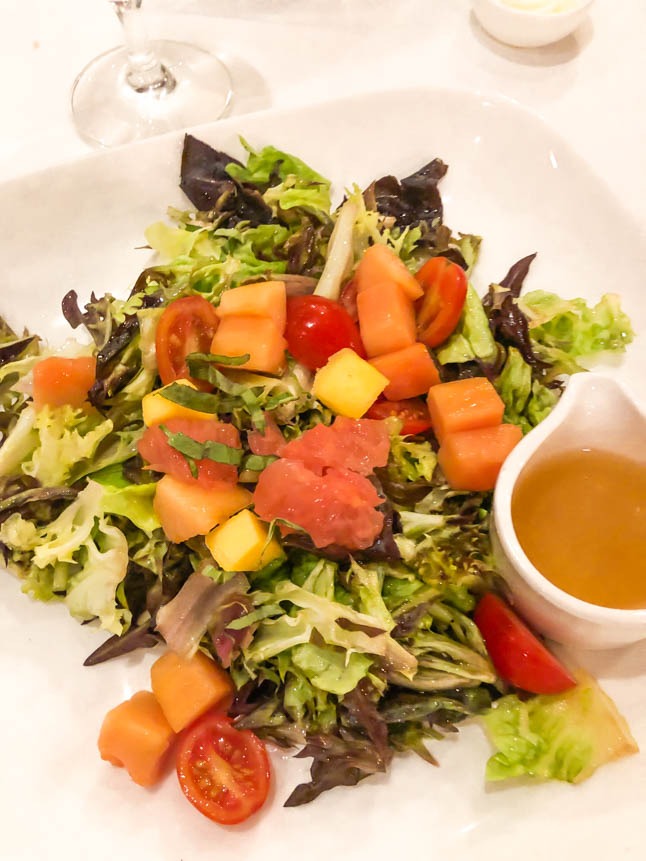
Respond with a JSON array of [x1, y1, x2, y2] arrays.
[[2, 0, 644, 227]]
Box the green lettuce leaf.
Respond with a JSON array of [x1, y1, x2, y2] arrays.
[[494, 347, 559, 433], [0, 481, 130, 634], [22, 405, 113, 487], [453, 234, 482, 276], [101, 483, 161, 536], [242, 580, 416, 680], [65, 519, 130, 634], [347, 559, 394, 631], [291, 644, 373, 696], [519, 290, 634, 375], [436, 284, 498, 365], [482, 671, 638, 783], [0, 405, 38, 476], [226, 139, 331, 217], [389, 434, 437, 483]]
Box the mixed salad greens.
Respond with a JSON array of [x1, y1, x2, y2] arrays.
[[0, 134, 637, 815]]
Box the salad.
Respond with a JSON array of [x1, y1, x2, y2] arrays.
[[0, 134, 638, 824]]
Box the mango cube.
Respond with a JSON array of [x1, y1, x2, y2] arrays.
[[206, 509, 283, 572], [142, 379, 212, 427], [312, 348, 388, 418]]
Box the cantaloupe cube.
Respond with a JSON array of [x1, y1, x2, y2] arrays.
[[206, 509, 283, 572], [142, 379, 212, 427], [438, 423, 523, 491], [98, 691, 174, 787], [150, 650, 234, 733], [210, 315, 287, 374], [369, 342, 440, 400], [427, 377, 505, 443], [355, 244, 423, 301], [217, 281, 287, 333], [154, 475, 252, 543], [357, 281, 417, 357], [312, 348, 388, 418]]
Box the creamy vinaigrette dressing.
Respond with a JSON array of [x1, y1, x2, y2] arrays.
[[511, 449, 646, 610]]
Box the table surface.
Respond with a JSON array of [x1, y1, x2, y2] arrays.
[[1, 0, 645, 229]]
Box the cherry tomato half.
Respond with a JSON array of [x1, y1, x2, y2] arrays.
[[415, 257, 468, 348], [474, 593, 576, 695], [284, 295, 365, 370], [176, 712, 271, 825], [366, 397, 432, 436], [155, 296, 220, 390]]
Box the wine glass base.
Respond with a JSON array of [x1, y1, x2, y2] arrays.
[[71, 41, 233, 148]]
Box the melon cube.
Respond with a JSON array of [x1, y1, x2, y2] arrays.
[[98, 691, 174, 787], [217, 281, 287, 333], [150, 650, 234, 733], [154, 475, 252, 544], [369, 342, 440, 400], [210, 315, 287, 374], [357, 281, 416, 357], [438, 423, 523, 491]]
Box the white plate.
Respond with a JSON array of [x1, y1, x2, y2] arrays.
[[2, 88, 645, 861]]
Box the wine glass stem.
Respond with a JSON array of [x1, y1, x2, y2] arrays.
[[112, 0, 175, 93]]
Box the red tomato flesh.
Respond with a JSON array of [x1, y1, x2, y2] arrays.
[[474, 593, 576, 695], [281, 417, 390, 476], [155, 296, 220, 391], [366, 398, 432, 436], [415, 257, 468, 348], [32, 356, 96, 411], [138, 418, 240, 487], [176, 713, 270, 825], [247, 413, 287, 458], [253, 459, 384, 550], [284, 295, 365, 370]]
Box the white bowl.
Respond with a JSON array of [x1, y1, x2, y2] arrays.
[[493, 373, 646, 649], [473, 0, 593, 48]]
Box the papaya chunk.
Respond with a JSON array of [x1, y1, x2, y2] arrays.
[[153, 475, 252, 543], [217, 281, 287, 333], [210, 315, 287, 374], [438, 423, 522, 491], [98, 691, 174, 787], [357, 282, 416, 358], [355, 245, 423, 301], [370, 343, 440, 400], [150, 650, 234, 733], [427, 377, 504, 443]]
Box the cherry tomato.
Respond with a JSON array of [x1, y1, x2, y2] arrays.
[[474, 593, 576, 695], [32, 356, 96, 411], [176, 712, 271, 825], [155, 296, 220, 390], [415, 257, 468, 348], [366, 397, 432, 436], [284, 295, 365, 370]]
